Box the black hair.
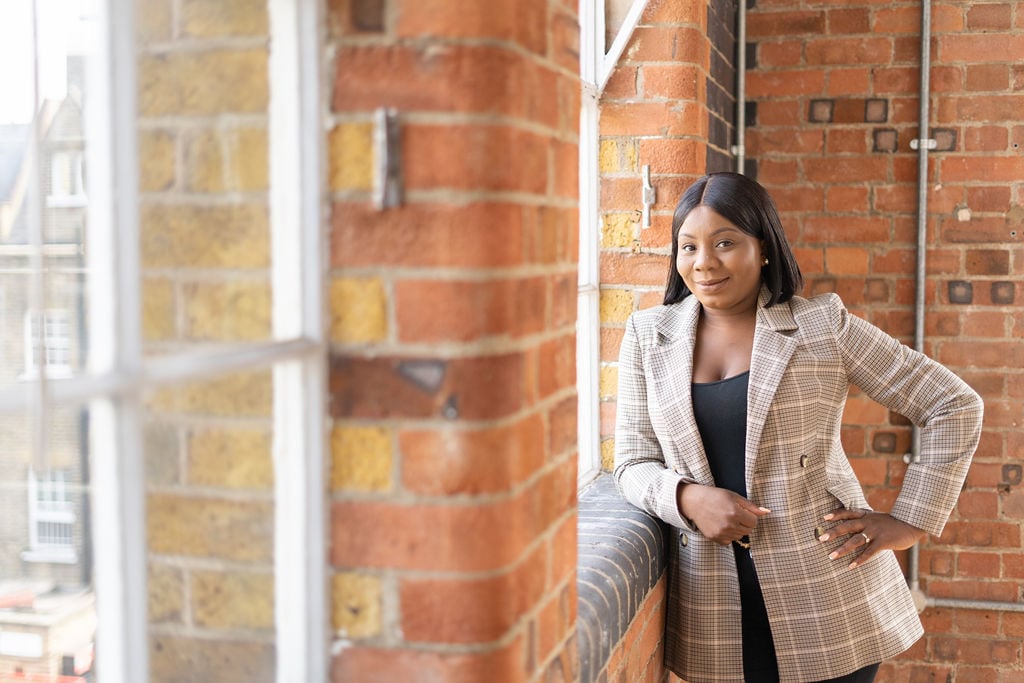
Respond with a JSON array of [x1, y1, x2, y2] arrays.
[[663, 172, 803, 307]]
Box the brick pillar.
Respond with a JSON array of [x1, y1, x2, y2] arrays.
[[327, 1, 580, 680]]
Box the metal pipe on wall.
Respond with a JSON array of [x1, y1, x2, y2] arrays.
[[907, 0, 1022, 615], [734, 0, 746, 173]]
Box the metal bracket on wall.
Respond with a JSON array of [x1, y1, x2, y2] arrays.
[[910, 138, 937, 150], [641, 164, 655, 229], [374, 107, 402, 209]]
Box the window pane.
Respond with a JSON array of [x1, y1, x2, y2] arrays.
[[143, 368, 276, 682], [0, 406, 96, 680]]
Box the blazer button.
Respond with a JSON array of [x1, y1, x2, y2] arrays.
[[814, 525, 826, 541], [679, 532, 689, 547], [799, 454, 809, 468]]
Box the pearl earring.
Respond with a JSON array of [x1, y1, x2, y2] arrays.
[[762, 257, 769, 266]]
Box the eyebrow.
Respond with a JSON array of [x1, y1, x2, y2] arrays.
[[678, 226, 742, 239]]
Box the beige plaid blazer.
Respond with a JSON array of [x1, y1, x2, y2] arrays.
[[614, 291, 983, 683]]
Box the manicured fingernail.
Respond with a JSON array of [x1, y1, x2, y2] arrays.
[[759, 507, 771, 513], [849, 561, 858, 569], [823, 514, 834, 520], [829, 551, 838, 560], [819, 533, 830, 542]]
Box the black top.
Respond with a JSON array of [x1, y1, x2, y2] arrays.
[[692, 371, 750, 496]]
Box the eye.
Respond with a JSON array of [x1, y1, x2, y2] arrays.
[[715, 239, 734, 248], [679, 244, 696, 253]]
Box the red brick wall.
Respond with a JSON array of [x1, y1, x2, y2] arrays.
[[326, 0, 581, 681]]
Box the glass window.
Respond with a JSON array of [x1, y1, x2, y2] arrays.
[[0, 1, 326, 681]]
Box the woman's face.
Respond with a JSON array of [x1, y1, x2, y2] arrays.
[[676, 206, 764, 316]]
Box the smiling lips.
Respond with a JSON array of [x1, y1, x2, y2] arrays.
[[696, 278, 729, 289]]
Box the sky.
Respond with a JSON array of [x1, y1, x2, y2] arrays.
[[0, 0, 86, 124]]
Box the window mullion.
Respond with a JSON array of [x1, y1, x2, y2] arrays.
[[85, 0, 147, 679], [268, 0, 328, 680]]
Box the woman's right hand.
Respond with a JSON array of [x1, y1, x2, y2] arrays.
[[677, 483, 770, 545]]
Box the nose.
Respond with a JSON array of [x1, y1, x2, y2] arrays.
[[694, 247, 717, 270]]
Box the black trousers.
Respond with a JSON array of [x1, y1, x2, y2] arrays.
[[735, 545, 880, 683]]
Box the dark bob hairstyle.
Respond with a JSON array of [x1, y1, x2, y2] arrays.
[[664, 172, 803, 308]]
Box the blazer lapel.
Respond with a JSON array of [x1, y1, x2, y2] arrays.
[[650, 297, 716, 486], [746, 290, 799, 488]]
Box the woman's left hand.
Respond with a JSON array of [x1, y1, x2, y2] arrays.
[[818, 508, 928, 569]]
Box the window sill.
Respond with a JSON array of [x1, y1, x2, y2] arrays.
[[577, 474, 667, 683], [21, 549, 78, 565]]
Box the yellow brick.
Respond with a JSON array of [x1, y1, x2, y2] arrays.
[[183, 130, 224, 193], [600, 288, 634, 324], [601, 212, 637, 249], [184, 127, 268, 193], [147, 493, 273, 562], [598, 138, 637, 173], [188, 428, 273, 489], [226, 127, 268, 191], [332, 572, 382, 638], [140, 203, 269, 269], [144, 422, 182, 485], [191, 570, 274, 630], [180, 0, 268, 37], [601, 438, 616, 472], [599, 364, 619, 399], [328, 122, 374, 192], [138, 129, 176, 192], [622, 139, 638, 171], [598, 139, 618, 174], [184, 280, 271, 341], [329, 277, 388, 343], [150, 635, 274, 682], [331, 426, 392, 492], [137, 0, 173, 43], [148, 563, 184, 623], [138, 50, 268, 116], [142, 277, 176, 341], [148, 370, 273, 418]]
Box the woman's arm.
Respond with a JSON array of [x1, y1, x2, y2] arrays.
[[612, 313, 693, 530], [828, 294, 984, 537]]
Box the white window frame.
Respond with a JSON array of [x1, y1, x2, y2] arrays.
[[0, 0, 327, 681], [578, 0, 649, 486], [22, 308, 73, 378], [47, 149, 87, 207], [23, 467, 78, 564]]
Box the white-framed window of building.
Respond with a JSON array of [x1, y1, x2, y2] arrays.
[[47, 150, 86, 207], [577, 0, 649, 486], [22, 308, 73, 378], [23, 467, 78, 564], [0, 0, 327, 681]]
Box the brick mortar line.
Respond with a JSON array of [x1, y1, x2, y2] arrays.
[[327, 340, 576, 363], [137, 113, 268, 125], [328, 441, 578, 509], [139, 193, 269, 205], [148, 622, 276, 642], [138, 38, 270, 54], [328, 264, 578, 281], [334, 110, 579, 144], [147, 485, 275, 502], [326, 35, 580, 83]]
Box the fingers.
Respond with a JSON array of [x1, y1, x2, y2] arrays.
[[818, 509, 881, 570]]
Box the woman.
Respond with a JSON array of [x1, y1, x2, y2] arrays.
[[613, 172, 983, 683]]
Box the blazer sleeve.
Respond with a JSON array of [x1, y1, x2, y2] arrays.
[[828, 294, 984, 536], [612, 313, 692, 530]]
